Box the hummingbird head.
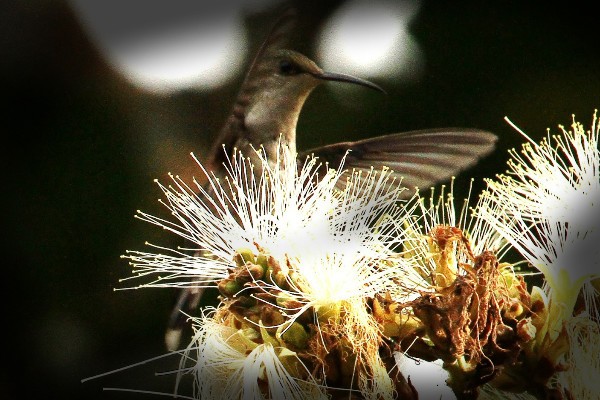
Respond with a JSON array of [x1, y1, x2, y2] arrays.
[[239, 49, 384, 152], [230, 48, 386, 168], [268, 49, 385, 94]]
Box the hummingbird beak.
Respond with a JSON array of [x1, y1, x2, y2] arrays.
[[314, 71, 386, 94]]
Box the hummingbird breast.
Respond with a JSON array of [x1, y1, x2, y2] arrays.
[[241, 89, 307, 162]]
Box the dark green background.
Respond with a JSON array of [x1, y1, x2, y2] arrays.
[[3, 1, 598, 399]]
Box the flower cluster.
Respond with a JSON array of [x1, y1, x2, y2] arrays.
[[120, 111, 600, 399], [478, 111, 600, 399]]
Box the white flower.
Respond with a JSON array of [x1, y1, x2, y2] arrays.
[[121, 146, 344, 288], [275, 166, 418, 321], [179, 311, 327, 400], [122, 144, 418, 399], [556, 313, 600, 400], [479, 111, 600, 329], [123, 144, 417, 307]]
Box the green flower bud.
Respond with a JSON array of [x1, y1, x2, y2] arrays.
[[279, 322, 309, 349], [218, 278, 243, 297], [234, 248, 256, 266]]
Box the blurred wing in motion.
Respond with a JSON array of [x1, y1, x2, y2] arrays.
[[300, 128, 498, 198]]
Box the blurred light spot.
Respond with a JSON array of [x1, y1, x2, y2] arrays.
[[110, 20, 248, 93], [317, 0, 423, 81], [68, 1, 285, 94]]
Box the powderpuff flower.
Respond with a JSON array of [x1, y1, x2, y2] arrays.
[[122, 144, 414, 297], [479, 111, 600, 328], [122, 144, 419, 399], [121, 146, 344, 288], [555, 312, 600, 400], [177, 311, 327, 400]]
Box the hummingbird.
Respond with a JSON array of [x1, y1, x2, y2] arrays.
[[164, 9, 497, 350]]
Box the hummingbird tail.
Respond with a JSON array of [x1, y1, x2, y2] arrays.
[[165, 286, 205, 351]]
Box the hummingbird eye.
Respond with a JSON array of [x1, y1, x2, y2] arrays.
[[278, 59, 300, 76]]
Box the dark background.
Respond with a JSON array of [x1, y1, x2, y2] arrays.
[[2, 1, 598, 399]]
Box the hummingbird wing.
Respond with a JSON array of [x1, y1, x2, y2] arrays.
[[300, 129, 498, 198], [244, 7, 297, 74]]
